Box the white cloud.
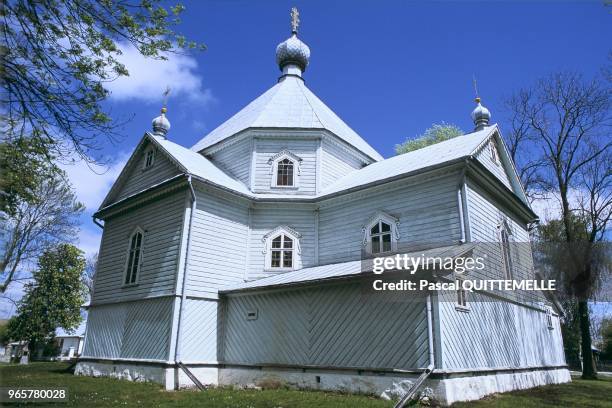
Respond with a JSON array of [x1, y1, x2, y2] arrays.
[[78, 225, 103, 259], [60, 152, 130, 212], [105, 42, 214, 104]]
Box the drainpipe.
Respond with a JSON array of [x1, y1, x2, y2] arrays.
[[92, 216, 104, 229], [173, 175, 197, 383], [456, 167, 467, 244]]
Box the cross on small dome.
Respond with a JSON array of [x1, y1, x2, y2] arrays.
[[276, 7, 310, 78]]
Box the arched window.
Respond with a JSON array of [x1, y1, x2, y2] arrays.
[[498, 220, 514, 279], [269, 150, 302, 188], [363, 211, 400, 255], [271, 234, 293, 268], [124, 228, 144, 285], [276, 159, 294, 186], [143, 148, 155, 169], [490, 141, 500, 165], [262, 226, 302, 270]]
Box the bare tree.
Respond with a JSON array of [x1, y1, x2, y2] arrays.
[[505, 71, 611, 379], [0, 173, 83, 292], [83, 253, 98, 299]]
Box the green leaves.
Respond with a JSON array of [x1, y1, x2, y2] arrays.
[[395, 123, 464, 155], [7, 244, 86, 345]]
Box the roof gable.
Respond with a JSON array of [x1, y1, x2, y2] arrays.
[[190, 76, 383, 161]]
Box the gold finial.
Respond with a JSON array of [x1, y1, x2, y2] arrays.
[[162, 86, 171, 113], [290, 7, 300, 33], [472, 75, 480, 103]]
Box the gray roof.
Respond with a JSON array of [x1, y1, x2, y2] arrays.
[[56, 320, 87, 338], [190, 76, 384, 161], [221, 243, 475, 293]]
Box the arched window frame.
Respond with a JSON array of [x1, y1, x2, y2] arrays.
[[497, 219, 515, 280], [489, 140, 500, 165], [123, 227, 145, 286], [362, 211, 401, 255], [268, 150, 302, 189], [262, 225, 302, 271]]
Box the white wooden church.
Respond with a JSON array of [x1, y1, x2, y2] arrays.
[[76, 10, 569, 405]]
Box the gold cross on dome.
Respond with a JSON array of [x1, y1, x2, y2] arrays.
[[290, 7, 300, 33]]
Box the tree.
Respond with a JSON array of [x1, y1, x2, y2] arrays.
[[83, 252, 98, 299], [7, 244, 86, 347], [1, 0, 204, 163], [395, 123, 463, 155], [0, 150, 83, 292], [506, 71, 611, 379]]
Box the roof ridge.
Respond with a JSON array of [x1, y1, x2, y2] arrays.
[[295, 78, 325, 128]]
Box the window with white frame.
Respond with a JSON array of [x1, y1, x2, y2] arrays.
[[262, 226, 302, 270], [363, 212, 400, 255], [456, 279, 469, 311], [124, 228, 144, 285], [490, 141, 500, 165], [143, 148, 155, 169], [268, 150, 302, 188], [498, 220, 514, 280], [546, 307, 554, 330]]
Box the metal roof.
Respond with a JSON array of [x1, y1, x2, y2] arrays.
[[190, 76, 384, 161], [221, 243, 475, 293]]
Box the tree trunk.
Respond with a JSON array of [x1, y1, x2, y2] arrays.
[[578, 300, 597, 379]]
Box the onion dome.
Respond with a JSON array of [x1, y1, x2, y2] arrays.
[[471, 97, 491, 131], [276, 7, 310, 77], [152, 107, 171, 137]]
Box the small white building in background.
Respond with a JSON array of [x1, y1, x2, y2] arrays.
[[76, 10, 570, 405], [56, 320, 86, 360]]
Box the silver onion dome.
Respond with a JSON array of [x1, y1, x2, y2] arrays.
[[471, 97, 491, 131], [276, 33, 310, 73], [152, 107, 171, 137]]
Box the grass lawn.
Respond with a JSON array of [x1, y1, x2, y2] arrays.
[[0, 362, 610, 407]]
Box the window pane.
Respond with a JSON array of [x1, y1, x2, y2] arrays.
[[372, 236, 380, 254], [271, 250, 281, 267], [381, 222, 391, 232], [371, 224, 380, 234], [283, 250, 293, 268], [125, 251, 135, 284], [277, 159, 294, 186], [283, 236, 293, 249], [131, 234, 137, 249], [135, 232, 142, 248], [272, 236, 282, 248], [382, 233, 391, 252], [131, 251, 140, 283]]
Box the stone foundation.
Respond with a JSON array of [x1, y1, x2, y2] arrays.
[[75, 361, 571, 405]]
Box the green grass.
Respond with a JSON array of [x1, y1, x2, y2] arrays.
[[0, 363, 611, 407]]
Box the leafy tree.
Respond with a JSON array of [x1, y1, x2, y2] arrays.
[[7, 244, 86, 347], [0, 155, 83, 292], [507, 71, 611, 379], [83, 252, 98, 299], [395, 123, 463, 155], [1, 0, 204, 163], [0, 319, 10, 345]]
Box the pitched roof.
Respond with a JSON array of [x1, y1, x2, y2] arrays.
[[56, 320, 87, 338], [221, 243, 475, 293], [321, 125, 495, 195], [190, 76, 384, 161]]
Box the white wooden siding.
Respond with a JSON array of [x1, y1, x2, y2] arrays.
[[82, 297, 174, 361], [208, 137, 251, 186], [113, 144, 182, 203], [253, 138, 317, 195], [318, 174, 463, 265], [320, 138, 363, 189], [437, 290, 566, 369], [186, 188, 249, 297], [92, 191, 187, 304], [247, 205, 317, 280], [222, 283, 430, 369], [178, 298, 219, 362], [475, 140, 512, 190]]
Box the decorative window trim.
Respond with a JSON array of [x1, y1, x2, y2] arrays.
[[498, 219, 514, 280], [143, 148, 156, 170], [455, 277, 470, 312], [262, 225, 302, 271], [268, 150, 302, 189], [362, 211, 401, 255], [123, 227, 145, 287]]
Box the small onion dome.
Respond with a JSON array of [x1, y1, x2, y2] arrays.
[[152, 107, 171, 137], [276, 33, 311, 74], [471, 97, 491, 131]]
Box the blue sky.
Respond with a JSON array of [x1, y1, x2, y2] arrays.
[[1, 1, 610, 316]]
